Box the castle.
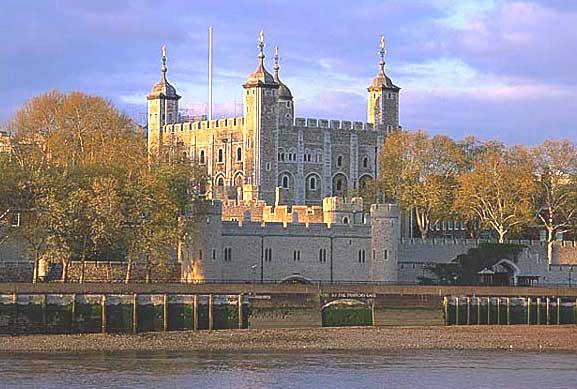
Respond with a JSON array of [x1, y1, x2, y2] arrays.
[[145, 34, 577, 285], [147, 33, 399, 206]]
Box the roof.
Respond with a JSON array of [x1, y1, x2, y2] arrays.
[[368, 66, 400, 92]]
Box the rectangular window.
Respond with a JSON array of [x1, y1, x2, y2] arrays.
[[212, 249, 216, 260], [384, 249, 388, 260], [199, 249, 203, 260]]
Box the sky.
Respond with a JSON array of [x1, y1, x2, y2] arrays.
[[2, 0, 577, 144]]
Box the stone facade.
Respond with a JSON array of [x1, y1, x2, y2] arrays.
[[183, 199, 399, 283], [147, 34, 399, 206]]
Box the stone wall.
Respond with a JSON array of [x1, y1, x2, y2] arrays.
[[66, 261, 181, 283], [0, 262, 32, 282]]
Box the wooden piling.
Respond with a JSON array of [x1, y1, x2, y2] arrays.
[[466, 297, 471, 325], [238, 294, 244, 329], [132, 293, 138, 334], [12, 292, 17, 335], [455, 297, 459, 325], [208, 295, 213, 331], [546, 297, 550, 325], [42, 294, 47, 333], [163, 293, 169, 332], [477, 298, 481, 325], [527, 297, 531, 325], [193, 295, 198, 331], [487, 297, 491, 325], [507, 297, 511, 325], [496, 298, 501, 325], [71, 294, 76, 333], [443, 297, 448, 325], [537, 297, 541, 325], [557, 297, 561, 325], [101, 295, 107, 334]]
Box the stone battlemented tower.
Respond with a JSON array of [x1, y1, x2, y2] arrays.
[[147, 33, 400, 207], [370, 203, 400, 282], [367, 36, 400, 133], [147, 46, 181, 156], [242, 32, 280, 204]]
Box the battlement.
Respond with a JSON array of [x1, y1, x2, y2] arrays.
[[293, 118, 380, 131], [220, 219, 371, 237], [162, 117, 244, 133], [369, 203, 399, 218], [323, 196, 364, 212]]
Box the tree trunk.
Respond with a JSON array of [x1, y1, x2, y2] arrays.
[[145, 255, 151, 284], [32, 251, 39, 284], [546, 226, 555, 265], [414, 208, 429, 240], [79, 238, 87, 284], [61, 259, 69, 283], [497, 227, 506, 243], [125, 257, 133, 284]]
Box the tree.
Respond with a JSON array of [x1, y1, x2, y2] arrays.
[[455, 146, 538, 243], [377, 130, 464, 239], [532, 140, 577, 263]]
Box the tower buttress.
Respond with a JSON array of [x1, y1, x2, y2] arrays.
[[273, 46, 294, 127]]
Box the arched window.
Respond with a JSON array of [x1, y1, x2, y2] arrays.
[[337, 155, 343, 168], [218, 149, 224, 163], [336, 178, 343, 192], [216, 176, 224, 186], [282, 176, 289, 189], [278, 149, 285, 162], [309, 176, 317, 191], [199, 150, 206, 164], [236, 147, 242, 161], [363, 157, 369, 168]]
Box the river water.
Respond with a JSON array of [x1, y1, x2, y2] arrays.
[[0, 350, 576, 388]]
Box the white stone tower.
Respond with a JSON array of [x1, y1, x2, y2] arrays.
[[370, 203, 400, 282], [242, 32, 280, 204], [367, 36, 400, 133], [147, 45, 181, 156]]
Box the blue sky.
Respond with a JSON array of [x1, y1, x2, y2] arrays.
[[3, 0, 577, 144]]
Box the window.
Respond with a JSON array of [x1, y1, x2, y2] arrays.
[[281, 175, 289, 189], [293, 250, 301, 262], [336, 179, 343, 192], [337, 155, 343, 167], [278, 150, 285, 162], [216, 177, 224, 186], [266, 162, 271, 171], [362, 157, 369, 168], [286, 101, 291, 108], [236, 147, 242, 161], [315, 151, 323, 163], [358, 249, 366, 264], [212, 249, 216, 260], [218, 149, 224, 163], [384, 249, 388, 261], [342, 216, 349, 224], [224, 247, 232, 262], [309, 176, 317, 191], [265, 248, 273, 262], [319, 248, 327, 263], [199, 249, 203, 260]]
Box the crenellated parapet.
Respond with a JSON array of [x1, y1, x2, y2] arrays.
[[292, 118, 382, 131], [162, 117, 245, 134]]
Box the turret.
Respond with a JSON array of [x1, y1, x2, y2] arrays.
[[273, 46, 294, 127], [242, 31, 280, 204], [367, 36, 400, 133], [147, 45, 181, 156], [370, 203, 400, 282]]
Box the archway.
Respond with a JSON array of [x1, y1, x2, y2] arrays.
[[492, 259, 521, 286], [305, 173, 322, 202], [321, 299, 372, 327], [332, 173, 348, 197]]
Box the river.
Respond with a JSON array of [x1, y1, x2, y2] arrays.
[[0, 350, 576, 388]]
